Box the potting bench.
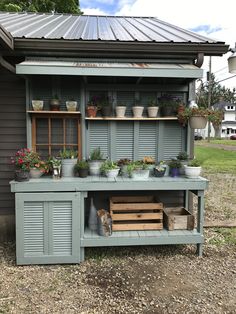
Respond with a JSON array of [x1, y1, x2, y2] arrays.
[[11, 175, 208, 265]]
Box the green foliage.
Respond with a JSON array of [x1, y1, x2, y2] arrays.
[[196, 73, 236, 108], [168, 158, 182, 169], [90, 147, 104, 161], [188, 159, 201, 167], [126, 161, 149, 175], [195, 146, 236, 173], [158, 94, 181, 108], [177, 151, 189, 161], [0, 0, 82, 14], [59, 148, 78, 159], [208, 228, 236, 245], [75, 160, 89, 170], [100, 160, 119, 173]]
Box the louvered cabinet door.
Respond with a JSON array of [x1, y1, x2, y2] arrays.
[[15, 193, 81, 265]]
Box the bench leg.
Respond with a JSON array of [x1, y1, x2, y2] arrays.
[[197, 243, 203, 257]]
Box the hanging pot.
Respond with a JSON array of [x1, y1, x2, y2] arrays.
[[189, 116, 207, 129]]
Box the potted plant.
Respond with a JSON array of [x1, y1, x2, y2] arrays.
[[115, 104, 126, 118], [59, 148, 78, 177], [143, 156, 156, 176], [75, 160, 89, 178], [66, 98, 78, 112], [184, 159, 202, 178], [99, 97, 112, 117], [88, 147, 105, 176], [32, 98, 44, 111], [168, 158, 182, 177], [177, 151, 189, 175], [117, 158, 131, 177], [154, 161, 166, 177], [50, 157, 62, 179], [147, 98, 159, 118], [100, 160, 120, 178], [132, 98, 144, 118], [28, 151, 49, 178], [178, 107, 209, 129], [158, 94, 181, 117], [50, 95, 60, 111], [11, 148, 32, 181], [127, 161, 149, 180], [86, 96, 99, 117]]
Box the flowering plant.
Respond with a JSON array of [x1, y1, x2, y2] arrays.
[[11, 148, 32, 171], [11, 148, 49, 173]]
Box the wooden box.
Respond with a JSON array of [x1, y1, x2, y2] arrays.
[[163, 207, 194, 231], [110, 195, 163, 231]]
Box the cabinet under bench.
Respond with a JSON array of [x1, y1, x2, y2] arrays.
[[10, 176, 208, 265]]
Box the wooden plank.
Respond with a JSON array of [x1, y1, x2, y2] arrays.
[[112, 212, 162, 220], [111, 202, 163, 210], [110, 195, 154, 203], [85, 117, 178, 121], [112, 223, 163, 231], [204, 220, 236, 228]]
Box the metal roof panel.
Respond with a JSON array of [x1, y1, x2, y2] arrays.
[[0, 12, 224, 45]]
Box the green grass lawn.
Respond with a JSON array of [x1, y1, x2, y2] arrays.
[[195, 146, 236, 173], [200, 139, 236, 146]]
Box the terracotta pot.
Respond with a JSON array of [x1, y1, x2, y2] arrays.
[[86, 106, 97, 118], [50, 99, 60, 111]]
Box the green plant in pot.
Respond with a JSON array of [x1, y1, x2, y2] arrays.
[[88, 147, 105, 176], [98, 96, 112, 117], [59, 148, 78, 177], [117, 158, 131, 177], [100, 160, 120, 178], [168, 158, 182, 177], [154, 161, 166, 177], [184, 158, 202, 178], [75, 160, 89, 178], [177, 151, 189, 175], [127, 160, 149, 180], [147, 98, 159, 118], [50, 94, 60, 111], [66, 98, 78, 112], [158, 94, 181, 117]]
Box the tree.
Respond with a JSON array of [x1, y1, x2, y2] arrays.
[[0, 0, 82, 14], [196, 73, 236, 108], [196, 73, 236, 138]]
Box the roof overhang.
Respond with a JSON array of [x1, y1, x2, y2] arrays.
[[16, 59, 203, 78], [0, 25, 13, 50]]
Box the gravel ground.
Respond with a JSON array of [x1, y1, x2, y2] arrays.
[[0, 171, 236, 314]]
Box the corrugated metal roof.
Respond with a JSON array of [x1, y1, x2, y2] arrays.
[[0, 12, 220, 44]]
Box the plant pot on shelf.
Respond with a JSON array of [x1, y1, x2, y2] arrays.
[[115, 106, 126, 118], [189, 116, 207, 129], [86, 105, 98, 118], [78, 168, 89, 178], [101, 106, 112, 117], [66, 101, 77, 112], [105, 168, 120, 178], [184, 165, 202, 178], [132, 106, 144, 118], [61, 159, 77, 177], [147, 106, 159, 118], [170, 167, 180, 177], [15, 169, 30, 182], [32, 100, 44, 111], [50, 98, 60, 111], [30, 168, 43, 179], [160, 105, 176, 117], [88, 160, 104, 176], [131, 169, 149, 180]]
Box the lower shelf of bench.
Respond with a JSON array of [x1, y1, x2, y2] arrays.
[[81, 228, 203, 247]]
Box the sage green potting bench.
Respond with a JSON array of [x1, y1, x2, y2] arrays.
[[11, 176, 208, 265]]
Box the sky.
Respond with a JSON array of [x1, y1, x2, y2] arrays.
[[80, 0, 236, 91]]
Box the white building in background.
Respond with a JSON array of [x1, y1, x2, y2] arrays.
[[214, 100, 236, 138]]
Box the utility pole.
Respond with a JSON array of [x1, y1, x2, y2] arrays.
[[207, 57, 212, 142]]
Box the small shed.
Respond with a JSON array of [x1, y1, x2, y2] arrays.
[[0, 13, 228, 263]]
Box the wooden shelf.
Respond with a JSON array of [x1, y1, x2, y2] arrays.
[[85, 116, 178, 121], [27, 110, 81, 114]]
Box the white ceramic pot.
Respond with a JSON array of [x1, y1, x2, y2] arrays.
[[131, 169, 149, 180], [105, 168, 120, 178], [184, 165, 202, 178], [30, 168, 43, 178], [66, 101, 77, 112], [115, 106, 126, 118], [32, 100, 44, 111], [132, 106, 144, 118], [147, 106, 159, 118]]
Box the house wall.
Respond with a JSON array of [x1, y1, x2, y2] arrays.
[[0, 67, 26, 241]]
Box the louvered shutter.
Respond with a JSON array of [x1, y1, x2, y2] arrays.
[[16, 193, 80, 265], [88, 121, 109, 158], [163, 122, 184, 159], [138, 122, 158, 160], [116, 122, 134, 160]]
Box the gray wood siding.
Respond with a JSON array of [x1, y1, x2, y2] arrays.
[[0, 67, 26, 213]]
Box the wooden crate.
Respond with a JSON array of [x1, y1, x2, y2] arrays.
[[110, 195, 163, 231], [163, 207, 194, 231]]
